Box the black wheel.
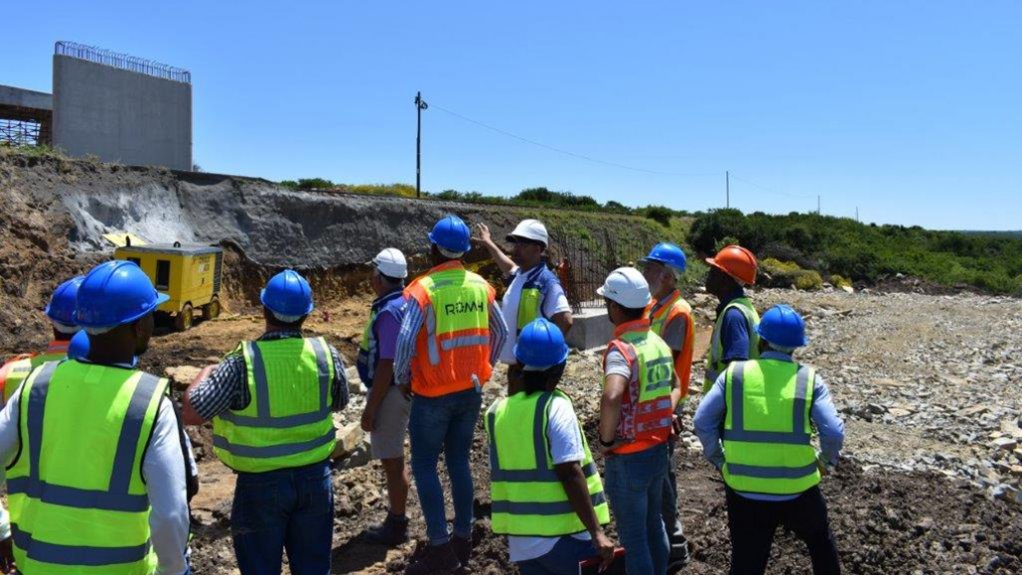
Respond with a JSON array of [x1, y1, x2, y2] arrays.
[[175, 304, 194, 332]]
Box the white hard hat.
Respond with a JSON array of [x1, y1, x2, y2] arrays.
[[506, 219, 549, 247], [597, 267, 651, 309], [372, 248, 408, 279]]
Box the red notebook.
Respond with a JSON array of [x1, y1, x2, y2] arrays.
[[578, 548, 626, 575]]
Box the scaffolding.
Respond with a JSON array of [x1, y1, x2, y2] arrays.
[[0, 105, 51, 146], [555, 231, 647, 312]]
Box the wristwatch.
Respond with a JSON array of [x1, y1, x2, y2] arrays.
[[598, 437, 615, 448]]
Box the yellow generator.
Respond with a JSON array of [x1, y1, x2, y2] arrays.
[[113, 238, 224, 331]]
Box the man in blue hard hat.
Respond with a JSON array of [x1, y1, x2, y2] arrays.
[[184, 269, 350, 575], [694, 304, 844, 575], [0, 260, 191, 574], [486, 318, 616, 575], [395, 214, 508, 574]]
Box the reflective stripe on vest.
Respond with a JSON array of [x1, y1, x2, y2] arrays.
[[212, 337, 337, 473], [721, 360, 821, 495], [406, 263, 495, 397], [8, 360, 165, 574], [704, 297, 760, 392], [605, 324, 676, 454], [486, 390, 610, 536]]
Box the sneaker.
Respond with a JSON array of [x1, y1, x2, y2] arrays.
[[451, 534, 472, 566], [405, 542, 461, 575], [364, 514, 409, 546], [667, 535, 691, 571]]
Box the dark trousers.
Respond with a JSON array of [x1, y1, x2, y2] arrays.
[[725, 485, 841, 575], [661, 436, 688, 547]]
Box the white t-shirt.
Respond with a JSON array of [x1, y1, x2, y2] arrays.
[[500, 265, 571, 364], [505, 395, 593, 562]]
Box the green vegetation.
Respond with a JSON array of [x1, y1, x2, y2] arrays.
[[688, 209, 1022, 294], [760, 258, 824, 291]]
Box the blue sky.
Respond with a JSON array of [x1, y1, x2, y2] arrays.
[[5, 1, 1019, 229]]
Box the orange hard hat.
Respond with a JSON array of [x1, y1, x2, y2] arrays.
[[705, 245, 758, 285]]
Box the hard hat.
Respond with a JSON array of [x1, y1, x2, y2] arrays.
[[45, 275, 86, 330], [76, 261, 170, 329], [506, 219, 549, 247], [641, 242, 687, 273], [260, 269, 314, 320], [428, 215, 472, 253], [514, 318, 569, 369], [67, 330, 90, 361], [372, 248, 408, 279], [705, 244, 758, 285], [756, 304, 808, 348], [597, 267, 651, 309]]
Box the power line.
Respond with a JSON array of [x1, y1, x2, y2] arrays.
[[727, 173, 816, 201], [429, 103, 717, 178]]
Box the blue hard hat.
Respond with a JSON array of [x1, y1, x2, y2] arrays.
[[642, 242, 687, 273], [260, 269, 314, 318], [45, 275, 85, 326], [67, 330, 90, 361], [756, 304, 808, 348], [428, 215, 472, 253], [76, 261, 170, 329], [514, 318, 570, 369]]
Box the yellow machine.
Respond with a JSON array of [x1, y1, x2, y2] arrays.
[[113, 239, 223, 331]]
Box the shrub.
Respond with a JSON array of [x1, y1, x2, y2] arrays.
[[644, 205, 673, 227]]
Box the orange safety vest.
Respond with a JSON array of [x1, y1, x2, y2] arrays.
[[603, 319, 676, 455], [646, 290, 695, 402], [405, 260, 496, 397]]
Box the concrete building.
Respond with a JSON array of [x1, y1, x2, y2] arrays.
[[1, 41, 192, 171]]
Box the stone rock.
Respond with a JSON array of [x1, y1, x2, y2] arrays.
[[888, 408, 912, 418], [165, 365, 202, 389], [991, 437, 1018, 451], [331, 421, 365, 463]]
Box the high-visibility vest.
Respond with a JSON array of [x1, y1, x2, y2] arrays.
[[646, 290, 695, 402], [356, 290, 406, 386], [212, 337, 337, 473], [513, 264, 560, 334], [721, 359, 821, 495], [603, 319, 676, 455], [486, 389, 610, 536], [405, 261, 496, 397], [704, 296, 760, 392], [0, 341, 71, 405], [7, 360, 168, 575]]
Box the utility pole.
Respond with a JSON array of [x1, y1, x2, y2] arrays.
[[726, 170, 730, 209], [415, 91, 428, 199], [817, 195, 821, 215], [856, 206, 859, 222]]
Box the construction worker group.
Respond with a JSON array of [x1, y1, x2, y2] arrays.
[[0, 213, 845, 575]]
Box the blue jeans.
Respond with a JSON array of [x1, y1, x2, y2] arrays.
[[231, 459, 334, 575], [604, 442, 670, 575], [516, 536, 599, 575], [409, 387, 482, 545]]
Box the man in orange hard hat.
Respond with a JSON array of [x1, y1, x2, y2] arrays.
[[703, 245, 761, 393]]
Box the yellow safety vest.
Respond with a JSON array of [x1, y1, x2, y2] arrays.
[[704, 296, 760, 392]]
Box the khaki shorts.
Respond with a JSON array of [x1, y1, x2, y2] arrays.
[[369, 385, 411, 460]]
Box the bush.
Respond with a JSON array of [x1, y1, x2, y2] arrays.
[[644, 205, 673, 227], [829, 274, 852, 289], [760, 258, 823, 290]]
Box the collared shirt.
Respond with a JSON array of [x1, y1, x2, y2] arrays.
[[188, 330, 349, 421], [498, 263, 571, 364], [0, 360, 190, 574], [393, 267, 508, 386], [716, 288, 753, 363], [693, 351, 845, 502]]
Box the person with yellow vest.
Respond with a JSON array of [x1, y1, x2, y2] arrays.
[[640, 242, 695, 570], [704, 245, 761, 393], [358, 248, 412, 546], [486, 318, 615, 575], [475, 219, 573, 394], [0, 260, 190, 574], [183, 269, 349, 575], [694, 305, 844, 575], [394, 215, 508, 575], [597, 267, 681, 575], [0, 275, 85, 406]]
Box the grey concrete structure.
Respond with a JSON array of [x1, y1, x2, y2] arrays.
[[52, 54, 192, 170], [565, 307, 614, 350], [0, 85, 53, 111]]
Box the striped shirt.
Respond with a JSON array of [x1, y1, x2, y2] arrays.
[[394, 300, 508, 386], [188, 330, 349, 421]]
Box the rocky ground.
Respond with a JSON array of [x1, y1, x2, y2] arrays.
[[145, 286, 1022, 575]]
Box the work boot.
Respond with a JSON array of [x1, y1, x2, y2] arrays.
[[364, 513, 409, 546], [667, 534, 691, 572], [405, 542, 461, 575], [451, 534, 472, 566]]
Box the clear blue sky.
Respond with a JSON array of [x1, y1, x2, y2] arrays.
[[5, 1, 1020, 230]]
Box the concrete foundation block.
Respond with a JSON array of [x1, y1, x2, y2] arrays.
[[566, 307, 614, 350]]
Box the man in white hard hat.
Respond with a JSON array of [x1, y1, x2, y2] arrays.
[[358, 248, 414, 545], [475, 219, 573, 393], [597, 267, 682, 575]]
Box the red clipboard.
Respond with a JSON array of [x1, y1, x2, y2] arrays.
[[578, 548, 626, 574]]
